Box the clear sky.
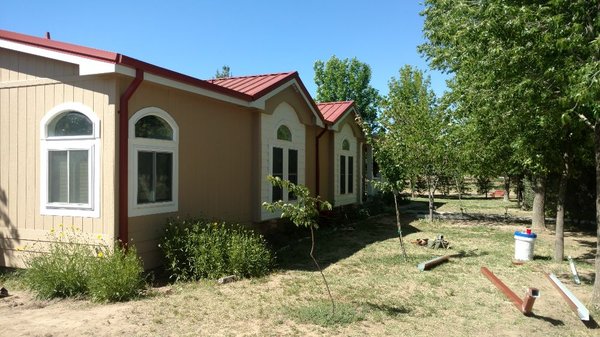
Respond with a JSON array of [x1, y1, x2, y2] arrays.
[[0, 0, 449, 98]]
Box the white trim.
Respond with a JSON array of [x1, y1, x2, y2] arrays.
[[128, 107, 179, 217], [143, 73, 250, 108], [334, 124, 358, 207], [260, 102, 306, 221], [40, 102, 101, 139], [40, 103, 101, 218], [250, 78, 325, 127], [329, 107, 358, 132], [0, 39, 117, 76]]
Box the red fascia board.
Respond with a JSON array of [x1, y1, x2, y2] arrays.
[[117, 55, 252, 101]]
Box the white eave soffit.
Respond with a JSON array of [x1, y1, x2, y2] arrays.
[[249, 78, 325, 128], [330, 107, 358, 132]]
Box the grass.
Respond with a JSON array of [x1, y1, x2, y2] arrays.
[[1, 206, 597, 336], [405, 194, 533, 218]]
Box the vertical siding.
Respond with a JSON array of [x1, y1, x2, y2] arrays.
[[0, 48, 117, 267]]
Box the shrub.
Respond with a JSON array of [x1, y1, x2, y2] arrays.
[[24, 230, 94, 299], [161, 219, 273, 281], [24, 227, 145, 302], [88, 245, 145, 302]]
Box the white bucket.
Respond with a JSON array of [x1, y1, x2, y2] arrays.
[[514, 231, 537, 261]]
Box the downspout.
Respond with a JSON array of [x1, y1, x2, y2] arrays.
[[118, 68, 143, 245], [315, 125, 328, 196]]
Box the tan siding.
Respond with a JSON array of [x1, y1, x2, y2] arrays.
[[0, 50, 118, 267], [127, 82, 257, 268]]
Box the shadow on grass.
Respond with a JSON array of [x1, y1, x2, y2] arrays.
[[363, 302, 411, 316], [273, 214, 420, 271], [583, 316, 600, 329], [528, 313, 565, 326], [399, 200, 446, 212], [574, 239, 597, 262]]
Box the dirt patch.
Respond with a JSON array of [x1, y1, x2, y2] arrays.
[[0, 216, 598, 336]]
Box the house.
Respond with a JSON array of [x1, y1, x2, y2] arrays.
[[0, 29, 369, 269]]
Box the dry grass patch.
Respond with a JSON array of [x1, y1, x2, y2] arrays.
[[0, 215, 597, 336]]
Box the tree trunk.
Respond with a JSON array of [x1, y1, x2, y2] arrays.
[[393, 192, 408, 260], [503, 175, 510, 202], [410, 179, 416, 198], [554, 154, 569, 262], [454, 176, 462, 200], [309, 225, 335, 315], [531, 175, 546, 230], [592, 124, 600, 306]]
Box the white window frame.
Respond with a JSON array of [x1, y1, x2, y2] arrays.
[[271, 123, 299, 203], [40, 102, 101, 218], [128, 107, 179, 217]]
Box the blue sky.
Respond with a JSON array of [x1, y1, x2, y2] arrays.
[[1, 0, 449, 98]]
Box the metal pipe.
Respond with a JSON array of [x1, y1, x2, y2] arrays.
[[521, 288, 540, 314], [118, 68, 143, 246], [417, 255, 450, 271], [480, 267, 539, 315], [545, 273, 589, 321]]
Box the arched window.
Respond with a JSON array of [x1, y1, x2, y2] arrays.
[[276, 125, 292, 141], [340, 138, 353, 195], [129, 107, 179, 216], [40, 103, 100, 217], [342, 139, 350, 151], [272, 124, 297, 202]]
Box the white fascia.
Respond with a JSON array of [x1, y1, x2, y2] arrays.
[[329, 107, 358, 132], [250, 78, 325, 127], [0, 38, 118, 76]]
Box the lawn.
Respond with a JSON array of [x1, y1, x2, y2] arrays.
[[0, 213, 597, 336]]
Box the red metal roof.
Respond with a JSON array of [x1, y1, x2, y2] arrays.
[[317, 101, 355, 124], [0, 29, 251, 101], [208, 72, 296, 99]]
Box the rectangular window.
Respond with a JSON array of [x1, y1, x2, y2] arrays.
[[48, 149, 89, 204], [137, 151, 173, 204], [288, 149, 298, 200], [348, 156, 354, 194], [340, 155, 346, 194], [272, 147, 283, 201]]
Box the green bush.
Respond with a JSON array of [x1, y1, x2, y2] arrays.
[[160, 218, 273, 281], [25, 236, 93, 299], [88, 245, 145, 302], [24, 227, 145, 302]]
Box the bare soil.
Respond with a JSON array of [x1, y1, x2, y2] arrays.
[[1, 215, 598, 337]]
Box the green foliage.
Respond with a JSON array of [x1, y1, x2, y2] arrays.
[[214, 65, 231, 78], [160, 218, 273, 281], [475, 176, 493, 196], [287, 301, 365, 327], [313, 55, 381, 128], [24, 228, 145, 302], [262, 176, 332, 229], [24, 232, 93, 299], [88, 245, 145, 302]]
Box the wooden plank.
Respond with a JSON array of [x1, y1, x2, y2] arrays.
[[25, 86, 36, 229], [17, 87, 27, 229], [0, 89, 9, 230], [42, 85, 54, 231], [8, 88, 18, 230], [34, 85, 44, 230]]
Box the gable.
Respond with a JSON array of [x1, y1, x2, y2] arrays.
[[264, 85, 317, 126], [335, 111, 365, 142], [0, 48, 79, 83]]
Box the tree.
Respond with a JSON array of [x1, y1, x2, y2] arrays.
[[369, 130, 409, 260], [421, 0, 600, 304], [215, 65, 231, 78], [384, 65, 445, 222], [314, 56, 381, 129], [262, 176, 335, 314]]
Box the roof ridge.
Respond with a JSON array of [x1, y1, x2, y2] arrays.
[[208, 71, 295, 81], [317, 100, 354, 105]]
